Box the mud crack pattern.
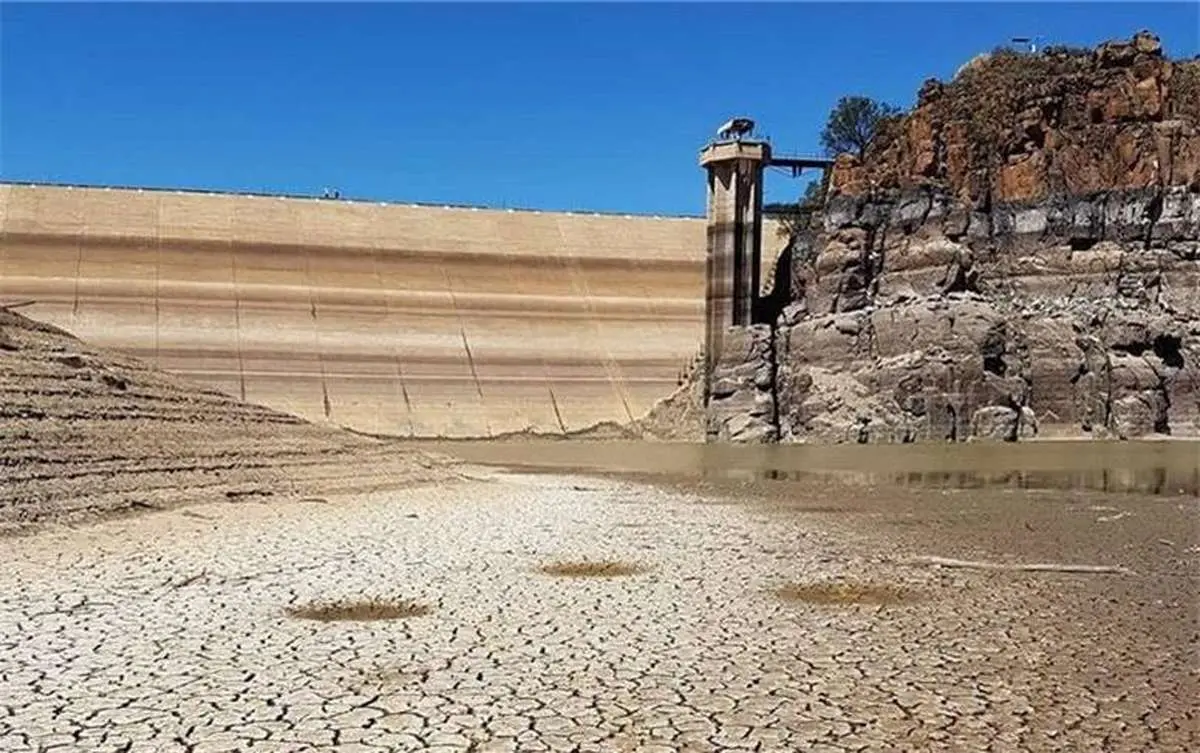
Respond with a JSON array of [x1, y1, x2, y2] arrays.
[[1, 472, 1196, 752]]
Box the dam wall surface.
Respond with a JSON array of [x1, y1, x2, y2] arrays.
[[0, 183, 754, 437]]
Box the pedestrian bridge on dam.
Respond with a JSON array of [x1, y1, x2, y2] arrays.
[[0, 183, 784, 437]]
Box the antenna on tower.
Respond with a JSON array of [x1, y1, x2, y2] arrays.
[[1011, 36, 1039, 54]]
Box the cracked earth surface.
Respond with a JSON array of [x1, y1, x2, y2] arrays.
[[2, 469, 1197, 752]]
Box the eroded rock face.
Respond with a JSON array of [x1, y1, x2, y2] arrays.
[[705, 325, 778, 442], [773, 181, 1200, 442], [731, 32, 1200, 443]]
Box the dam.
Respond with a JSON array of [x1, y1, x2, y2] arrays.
[[0, 182, 789, 437]]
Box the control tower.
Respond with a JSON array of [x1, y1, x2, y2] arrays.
[[699, 123, 771, 395], [698, 118, 832, 441]]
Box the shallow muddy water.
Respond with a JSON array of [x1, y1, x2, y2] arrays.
[[408, 439, 1200, 496]]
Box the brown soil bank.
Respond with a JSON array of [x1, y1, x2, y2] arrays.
[[0, 307, 448, 532], [693, 31, 1200, 443]]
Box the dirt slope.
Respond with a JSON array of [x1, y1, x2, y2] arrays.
[[0, 307, 449, 532]]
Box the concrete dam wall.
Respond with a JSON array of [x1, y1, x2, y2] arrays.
[[0, 183, 741, 437]]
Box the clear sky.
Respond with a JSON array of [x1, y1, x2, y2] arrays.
[[2, 2, 1197, 216]]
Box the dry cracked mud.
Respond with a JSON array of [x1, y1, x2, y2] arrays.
[[2, 469, 1197, 752]]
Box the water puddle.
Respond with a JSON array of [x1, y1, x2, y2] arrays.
[[406, 439, 1200, 496]]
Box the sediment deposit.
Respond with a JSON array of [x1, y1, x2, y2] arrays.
[[0, 306, 447, 532], [699, 32, 1200, 442]]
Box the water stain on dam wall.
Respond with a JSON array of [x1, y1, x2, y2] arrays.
[[0, 183, 768, 437]]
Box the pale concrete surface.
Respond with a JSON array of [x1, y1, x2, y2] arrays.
[[1, 185, 795, 437], [2, 470, 1194, 752]]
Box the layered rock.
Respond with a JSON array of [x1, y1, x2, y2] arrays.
[[705, 325, 778, 442], [692, 31, 1200, 443]]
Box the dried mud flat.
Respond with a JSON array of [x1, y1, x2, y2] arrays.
[[2, 468, 1197, 753]]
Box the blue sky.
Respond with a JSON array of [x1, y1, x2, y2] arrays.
[[2, 2, 1197, 216]]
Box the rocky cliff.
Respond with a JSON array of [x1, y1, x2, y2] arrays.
[[699, 31, 1200, 442]]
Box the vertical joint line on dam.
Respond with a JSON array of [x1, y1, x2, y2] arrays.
[[370, 249, 416, 436], [548, 386, 568, 435], [230, 242, 247, 403], [442, 267, 493, 438], [551, 218, 636, 426], [302, 247, 332, 421], [154, 222, 162, 368], [70, 238, 83, 322], [460, 328, 484, 403]]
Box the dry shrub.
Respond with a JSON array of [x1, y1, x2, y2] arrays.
[[286, 597, 431, 622], [774, 581, 917, 606], [1172, 60, 1200, 120], [538, 559, 646, 578]]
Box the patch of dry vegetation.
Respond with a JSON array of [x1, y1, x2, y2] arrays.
[[1172, 59, 1200, 120], [285, 597, 431, 622], [538, 559, 646, 578], [773, 581, 917, 606], [903, 47, 1094, 176]]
